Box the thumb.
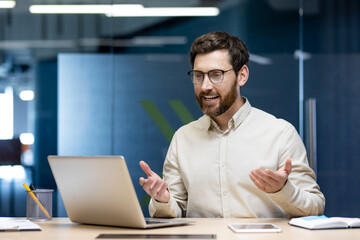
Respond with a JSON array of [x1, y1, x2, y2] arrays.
[[284, 158, 292, 174], [139, 160, 153, 177]]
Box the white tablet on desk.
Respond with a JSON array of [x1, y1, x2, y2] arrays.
[[228, 223, 281, 233]]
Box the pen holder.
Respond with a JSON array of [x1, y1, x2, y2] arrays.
[[26, 189, 53, 221]]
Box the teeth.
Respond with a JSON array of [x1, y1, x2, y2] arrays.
[[204, 96, 218, 99]]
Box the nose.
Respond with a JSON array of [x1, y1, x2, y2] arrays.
[[200, 74, 213, 91]]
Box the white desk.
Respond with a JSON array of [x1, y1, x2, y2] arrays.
[[1, 218, 359, 240]]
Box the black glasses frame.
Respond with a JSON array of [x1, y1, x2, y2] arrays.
[[187, 68, 233, 85]]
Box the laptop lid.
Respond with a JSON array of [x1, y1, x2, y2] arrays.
[[48, 155, 192, 229]]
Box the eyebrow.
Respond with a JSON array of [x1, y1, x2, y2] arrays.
[[192, 68, 228, 72]]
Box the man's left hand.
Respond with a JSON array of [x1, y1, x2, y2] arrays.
[[249, 158, 292, 193]]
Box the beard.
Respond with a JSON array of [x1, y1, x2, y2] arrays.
[[196, 79, 238, 118]]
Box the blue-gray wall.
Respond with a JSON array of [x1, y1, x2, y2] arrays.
[[56, 53, 299, 217]]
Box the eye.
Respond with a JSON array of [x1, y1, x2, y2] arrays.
[[210, 70, 222, 78], [193, 71, 203, 79]]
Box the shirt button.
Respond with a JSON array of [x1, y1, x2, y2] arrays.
[[223, 191, 227, 196], [222, 163, 225, 167]]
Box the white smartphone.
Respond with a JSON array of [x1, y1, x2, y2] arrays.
[[228, 223, 281, 233]]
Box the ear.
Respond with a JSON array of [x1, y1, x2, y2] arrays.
[[237, 65, 249, 87]]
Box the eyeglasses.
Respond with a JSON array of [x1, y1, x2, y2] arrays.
[[187, 69, 234, 85]]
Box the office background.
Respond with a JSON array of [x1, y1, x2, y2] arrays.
[[0, 0, 359, 218]]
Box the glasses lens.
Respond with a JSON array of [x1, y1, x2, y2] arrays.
[[191, 71, 204, 84], [209, 70, 223, 84]]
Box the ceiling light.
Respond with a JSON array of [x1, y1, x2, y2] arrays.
[[20, 133, 34, 145], [0, 0, 15, 9], [19, 90, 34, 101], [81, 36, 187, 47], [0, 40, 75, 49], [294, 50, 312, 60], [249, 54, 273, 65], [29, 4, 220, 17], [106, 7, 220, 17], [29, 4, 143, 14]]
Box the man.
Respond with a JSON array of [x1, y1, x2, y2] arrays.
[[139, 32, 325, 218]]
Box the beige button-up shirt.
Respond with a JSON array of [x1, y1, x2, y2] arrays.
[[149, 98, 325, 218]]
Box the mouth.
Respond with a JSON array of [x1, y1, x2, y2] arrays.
[[202, 95, 219, 103], [203, 95, 218, 99]]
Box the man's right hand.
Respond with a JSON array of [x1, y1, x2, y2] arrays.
[[139, 161, 170, 203]]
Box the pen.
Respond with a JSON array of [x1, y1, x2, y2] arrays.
[[23, 183, 51, 219], [29, 183, 46, 213], [29, 183, 36, 191]]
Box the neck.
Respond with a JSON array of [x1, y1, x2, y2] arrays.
[[213, 96, 244, 131]]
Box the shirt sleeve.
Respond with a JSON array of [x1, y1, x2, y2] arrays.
[[268, 122, 325, 217], [148, 191, 182, 218], [148, 132, 187, 218]]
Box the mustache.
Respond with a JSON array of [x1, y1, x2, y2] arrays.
[[199, 91, 218, 98]]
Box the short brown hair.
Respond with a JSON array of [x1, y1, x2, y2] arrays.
[[189, 32, 249, 74]]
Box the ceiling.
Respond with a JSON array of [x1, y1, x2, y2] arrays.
[[0, 0, 319, 90]]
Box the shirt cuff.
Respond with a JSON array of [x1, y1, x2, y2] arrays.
[[149, 196, 178, 218], [268, 180, 296, 208]]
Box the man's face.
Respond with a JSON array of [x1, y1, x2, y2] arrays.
[[193, 50, 239, 118]]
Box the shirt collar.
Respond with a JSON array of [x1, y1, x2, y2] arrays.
[[203, 97, 252, 132], [232, 97, 252, 129]]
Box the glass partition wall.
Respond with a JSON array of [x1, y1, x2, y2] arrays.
[[0, 0, 117, 216], [0, 0, 358, 218], [302, 0, 360, 217]]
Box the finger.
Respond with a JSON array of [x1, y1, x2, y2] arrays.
[[140, 178, 154, 193], [154, 183, 169, 203], [263, 169, 283, 183], [139, 177, 145, 186], [149, 178, 164, 196], [139, 161, 153, 177], [149, 177, 160, 191], [249, 171, 267, 192], [250, 170, 273, 189], [254, 169, 279, 186], [158, 181, 168, 195]]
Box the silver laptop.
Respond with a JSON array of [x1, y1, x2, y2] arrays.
[[48, 155, 193, 228]]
